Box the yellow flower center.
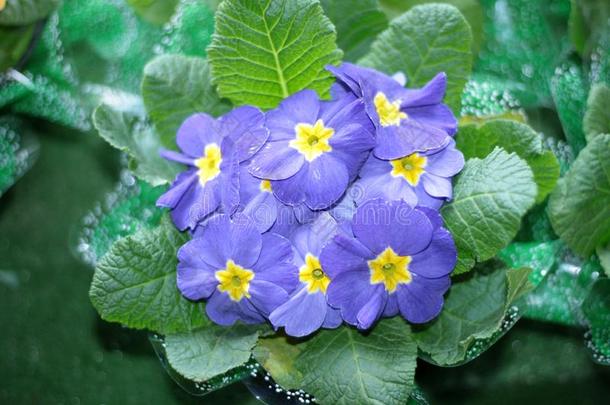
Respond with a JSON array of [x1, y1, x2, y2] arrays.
[[390, 153, 427, 186], [194, 143, 222, 186], [289, 119, 334, 161], [368, 247, 412, 293], [299, 254, 331, 294], [259, 179, 272, 193], [374, 92, 407, 127], [215, 259, 255, 302]]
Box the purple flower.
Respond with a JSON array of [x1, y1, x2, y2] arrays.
[[157, 107, 268, 230], [320, 199, 456, 329], [269, 213, 343, 337], [353, 139, 464, 210], [248, 89, 375, 210], [176, 213, 298, 326], [237, 164, 318, 235], [327, 63, 457, 160]]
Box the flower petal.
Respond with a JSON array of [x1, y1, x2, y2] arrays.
[[177, 113, 222, 157], [410, 228, 457, 278], [304, 154, 349, 210], [248, 140, 305, 180], [320, 232, 373, 279], [373, 121, 449, 160], [220, 106, 268, 161], [206, 291, 265, 325], [356, 290, 387, 329], [248, 279, 290, 317], [396, 275, 450, 323], [269, 288, 327, 337], [422, 173, 452, 199]]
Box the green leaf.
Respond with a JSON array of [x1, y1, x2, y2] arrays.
[[89, 218, 207, 335], [456, 119, 560, 203], [252, 335, 305, 390], [0, 24, 35, 71], [441, 148, 537, 274], [597, 244, 610, 277], [359, 3, 473, 114], [377, 0, 483, 55], [92, 103, 180, 186], [584, 83, 610, 142], [207, 0, 343, 109], [581, 278, 610, 359], [568, 0, 588, 55], [548, 134, 610, 256], [165, 324, 261, 382], [413, 265, 532, 366], [0, 0, 59, 26], [126, 0, 179, 25], [320, 0, 388, 61], [294, 318, 417, 405], [142, 54, 231, 149]]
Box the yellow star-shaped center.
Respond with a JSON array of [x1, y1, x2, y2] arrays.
[[289, 119, 334, 161], [390, 153, 427, 186], [368, 247, 412, 293], [215, 259, 255, 302], [374, 91, 408, 127], [299, 254, 331, 294], [194, 143, 222, 186]]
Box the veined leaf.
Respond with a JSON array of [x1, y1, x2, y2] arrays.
[[142, 54, 230, 149], [165, 324, 261, 382], [208, 0, 342, 109], [413, 265, 532, 366], [359, 3, 473, 114], [584, 83, 610, 142], [93, 103, 180, 186], [252, 335, 305, 390], [441, 148, 537, 274], [295, 318, 417, 405], [320, 0, 388, 61], [549, 134, 610, 256], [457, 119, 560, 203], [89, 218, 207, 334]]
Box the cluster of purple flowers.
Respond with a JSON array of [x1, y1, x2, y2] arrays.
[[158, 63, 464, 337]]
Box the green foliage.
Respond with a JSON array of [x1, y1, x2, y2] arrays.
[[582, 278, 610, 358], [253, 336, 305, 389], [0, 0, 59, 25], [165, 324, 262, 382], [126, 0, 179, 25], [584, 83, 610, 142], [457, 119, 560, 203], [549, 134, 610, 256], [208, 0, 342, 109], [295, 318, 417, 405], [377, 0, 483, 54], [413, 266, 532, 366], [89, 218, 207, 334], [142, 54, 230, 149], [360, 3, 473, 114], [0, 24, 35, 71], [320, 0, 388, 61], [441, 148, 537, 274], [92, 103, 180, 186]]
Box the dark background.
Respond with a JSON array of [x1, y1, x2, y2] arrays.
[[1, 124, 608, 404]]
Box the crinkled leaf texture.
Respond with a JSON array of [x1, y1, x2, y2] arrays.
[[441, 148, 537, 274], [549, 134, 610, 256], [92, 103, 180, 186], [165, 324, 262, 383], [294, 318, 417, 405], [253, 335, 305, 390], [208, 0, 343, 109], [413, 266, 532, 366], [457, 119, 560, 203], [89, 218, 207, 335], [584, 83, 610, 142], [359, 3, 473, 114], [142, 54, 231, 149], [320, 0, 388, 61]]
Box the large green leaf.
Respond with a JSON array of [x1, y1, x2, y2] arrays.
[[441, 148, 537, 274], [0, 0, 59, 25], [548, 134, 610, 256], [142, 54, 230, 149], [294, 318, 417, 405], [456, 120, 560, 203], [320, 0, 388, 61], [92, 103, 180, 186], [253, 335, 305, 390], [207, 0, 342, 109], [584, 83, 610, 142], [377, 0, 483, 54], [89, 218, 207, 334], [359, 3, 473, 114], [413, 265, 532, 366], [126, 0, 179, 25], [165, 324, 261, 383]]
